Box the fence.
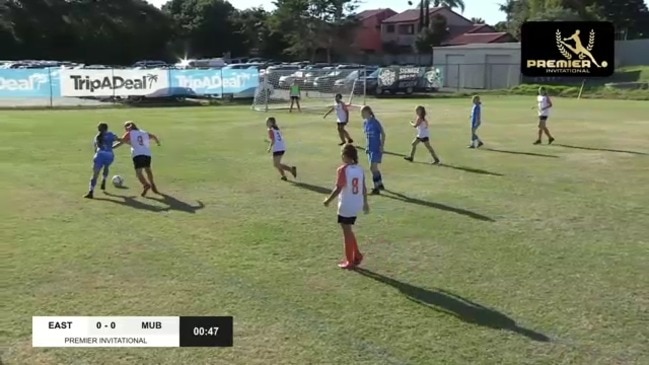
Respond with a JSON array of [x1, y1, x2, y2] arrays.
[[435, 63, 521, 91], [0, 68, 260, 108]]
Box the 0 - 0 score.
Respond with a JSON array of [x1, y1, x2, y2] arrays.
[[194, 326, 219, 336], [97, 321, 116, 329]]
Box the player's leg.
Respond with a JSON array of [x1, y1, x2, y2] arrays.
[[404, 138, 420, 161], [84, 163, 102, 198], [276, 153, 294, 178], [423, 140, 441, 164], [341, 125, 353, 144], [336, 123, 348, 145], [100, 164, 110, 191], [273, 153, 288, 180], [369, 153, 384, 193], [296, 97, 301, 112], [542, 119, 554, 144], [535, 118, 545, 144], [132, 156, 151, 196], [474, 125, 484, 147], [289, 98, 294, 112], [338, 217, 358, 269], [140, 157, 159, 194]]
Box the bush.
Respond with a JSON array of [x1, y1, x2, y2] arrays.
[[508, 84, 649, 100]]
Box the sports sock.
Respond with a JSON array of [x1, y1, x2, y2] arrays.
[[89, 178, 97, 192], [350, 231, 361, 257], [343, 231, 355, 263], [372, 171, 382, 188]]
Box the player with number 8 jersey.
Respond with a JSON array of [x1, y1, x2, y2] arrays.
[[114, 121, 161, 197], [323, 144, 369, 270]]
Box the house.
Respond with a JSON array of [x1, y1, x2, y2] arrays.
[[380, 7, 512, 52], [352, 8, 398, 54]]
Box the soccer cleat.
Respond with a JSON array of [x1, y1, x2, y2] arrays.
[[337, 260, 355, 270], [141, 184, 150, 197], [370, 188, 380, 195], [467, 145, 475, 148], [291, 166, 297, 178], [83, 191, 93, 199], [533, 140, 542, 145], [280, 176, 288, 181], [432, 159, 441, 165], [477, 141, 484, 148], [404, 156, 413, 162], [151, 184, 160, 194], [100, 180, 106, 190], [347, 139, 354, 144], [378, 184, 385, 191], [548, 137, 555, 145]]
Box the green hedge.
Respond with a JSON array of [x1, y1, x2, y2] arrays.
[[507, 84, 649, 100]]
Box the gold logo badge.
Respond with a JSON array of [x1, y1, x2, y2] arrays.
[[526, 28, 608, 74]]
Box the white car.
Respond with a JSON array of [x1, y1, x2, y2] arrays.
[[278, 71, 305, 88]]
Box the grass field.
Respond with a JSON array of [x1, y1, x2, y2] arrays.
[[2, 96, 648, 365]]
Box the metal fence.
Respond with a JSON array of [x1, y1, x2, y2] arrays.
[[434, 63, 522, 91], [0, 67, 260, 108]]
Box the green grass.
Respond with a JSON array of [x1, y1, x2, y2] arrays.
[[2, 96, 648, 365]]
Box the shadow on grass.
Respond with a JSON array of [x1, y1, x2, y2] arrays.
[[356, 146, 406, 157], [147, 193, 205, 213], [431, 163, 503, 176], [95, 192, 166, 212], [382, 190, 494, 222], [356, 268, 551, 342], [483, 148, 558, 158], [556, 144, 648, 155], [289, 181, 331, 195]]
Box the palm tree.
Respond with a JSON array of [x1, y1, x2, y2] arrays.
[[470, 17, 485, 23], [498, 0, 515, 22]]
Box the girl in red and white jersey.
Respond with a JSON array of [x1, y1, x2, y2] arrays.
[[266, 117, 297, 181], [323, 144, 369, 269], [404, 105, 441, 164], [114, 121, 161, 197], [323, 93, 354, 146]]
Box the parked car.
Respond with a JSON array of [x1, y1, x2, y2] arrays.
[[313, 69, 360, 92], [278, 63, 331, 88], [333, 67, 378, 93], [375, 67, 442, 95], [265, 64, 301, 87]]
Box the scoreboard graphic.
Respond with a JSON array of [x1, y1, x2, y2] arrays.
[[32, 316, 233, 347]]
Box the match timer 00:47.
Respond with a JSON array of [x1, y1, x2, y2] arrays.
[[33, 316, 233, 347]]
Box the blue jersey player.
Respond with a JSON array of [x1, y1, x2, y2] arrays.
[[469, 95, 484, 148], [361, 105, 386, 195], [84, 123, 120, 199]]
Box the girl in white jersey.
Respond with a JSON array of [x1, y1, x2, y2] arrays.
[[404, 106, 441, 164], [266, 117, 297, 181], [114, 121, 161, 197], [323, 144, 369, 270], [323, 93, 354, 146], [534, 87, 555, 145]]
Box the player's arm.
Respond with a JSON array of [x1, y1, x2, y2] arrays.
[[112, 132, 130, 149], [544, 97, 552, 109], [266, 130, 275, 152], [411, 117, 421, 127], [362, 174, 369, 213], [323, 106, 334, 118], [323, 167, 345, 205], [148, 133, 161, 146], [378, 123, 386, 151]]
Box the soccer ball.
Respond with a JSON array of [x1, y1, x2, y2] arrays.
[[112, 175, 124, 187]]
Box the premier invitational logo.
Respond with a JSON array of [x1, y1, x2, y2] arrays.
[[69, 73, 159, 92], [521, 21, 614, 77]]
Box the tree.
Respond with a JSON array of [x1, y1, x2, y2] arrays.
[[415, 14, 448, 63], [494, 21, 508, 33], [470, 17, 486, 23], [269, 0, 360, 62]]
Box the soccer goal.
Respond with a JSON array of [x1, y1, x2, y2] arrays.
[[252, 67, 369, 112]]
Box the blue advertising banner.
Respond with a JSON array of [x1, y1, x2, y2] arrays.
[[169, 69, 259, 97], [0, 68, 61, 98]]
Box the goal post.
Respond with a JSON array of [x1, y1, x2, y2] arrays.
[[252, 67, 368, 112]]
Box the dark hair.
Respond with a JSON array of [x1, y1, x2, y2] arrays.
[[416, 105, 426, 118], [360, 105, 374, 118], [96, 123, 108, 149], [125, 121, 139, 131], [267, 117, 279, 130], [335, 93, 343, 101], [342, 143, 358, 164]]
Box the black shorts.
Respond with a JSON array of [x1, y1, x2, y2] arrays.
[[539, 116, 548, 122], [290, 96, 300, 101], [337, 122, 348, 127], [417, 137, 429, 142], [132, 155, 151, 169], [273, 150, 285, 157], [337, 215, 357, 225]]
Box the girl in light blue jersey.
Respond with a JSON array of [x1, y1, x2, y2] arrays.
[[84, 123, 120, 199]]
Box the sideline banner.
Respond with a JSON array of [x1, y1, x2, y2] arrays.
[[169, 69, 259, 97], [0, 68, 61, 98], [59, 69, 170, 97]]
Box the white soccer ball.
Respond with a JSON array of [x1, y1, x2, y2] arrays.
[[112, 175, 124, 187]]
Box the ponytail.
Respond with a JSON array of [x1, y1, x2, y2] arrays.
[[95, 131, 104, 149]]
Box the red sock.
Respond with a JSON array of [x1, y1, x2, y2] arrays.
[[343, 233, 355, 263], [350, 231, 361, 258]]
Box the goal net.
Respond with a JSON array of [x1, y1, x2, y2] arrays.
[[252, 67, 369, 112]]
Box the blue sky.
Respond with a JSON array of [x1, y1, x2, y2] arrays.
[[145, 0, 509, 25]]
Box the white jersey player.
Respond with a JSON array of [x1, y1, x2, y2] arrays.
[[323, 144, 369, 270], [323, 93, 354, 146], [266, 117, 297, 181], [115, 121, 161, 196], [404, 106, 440, 164], [534, 87, 555, 145]]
